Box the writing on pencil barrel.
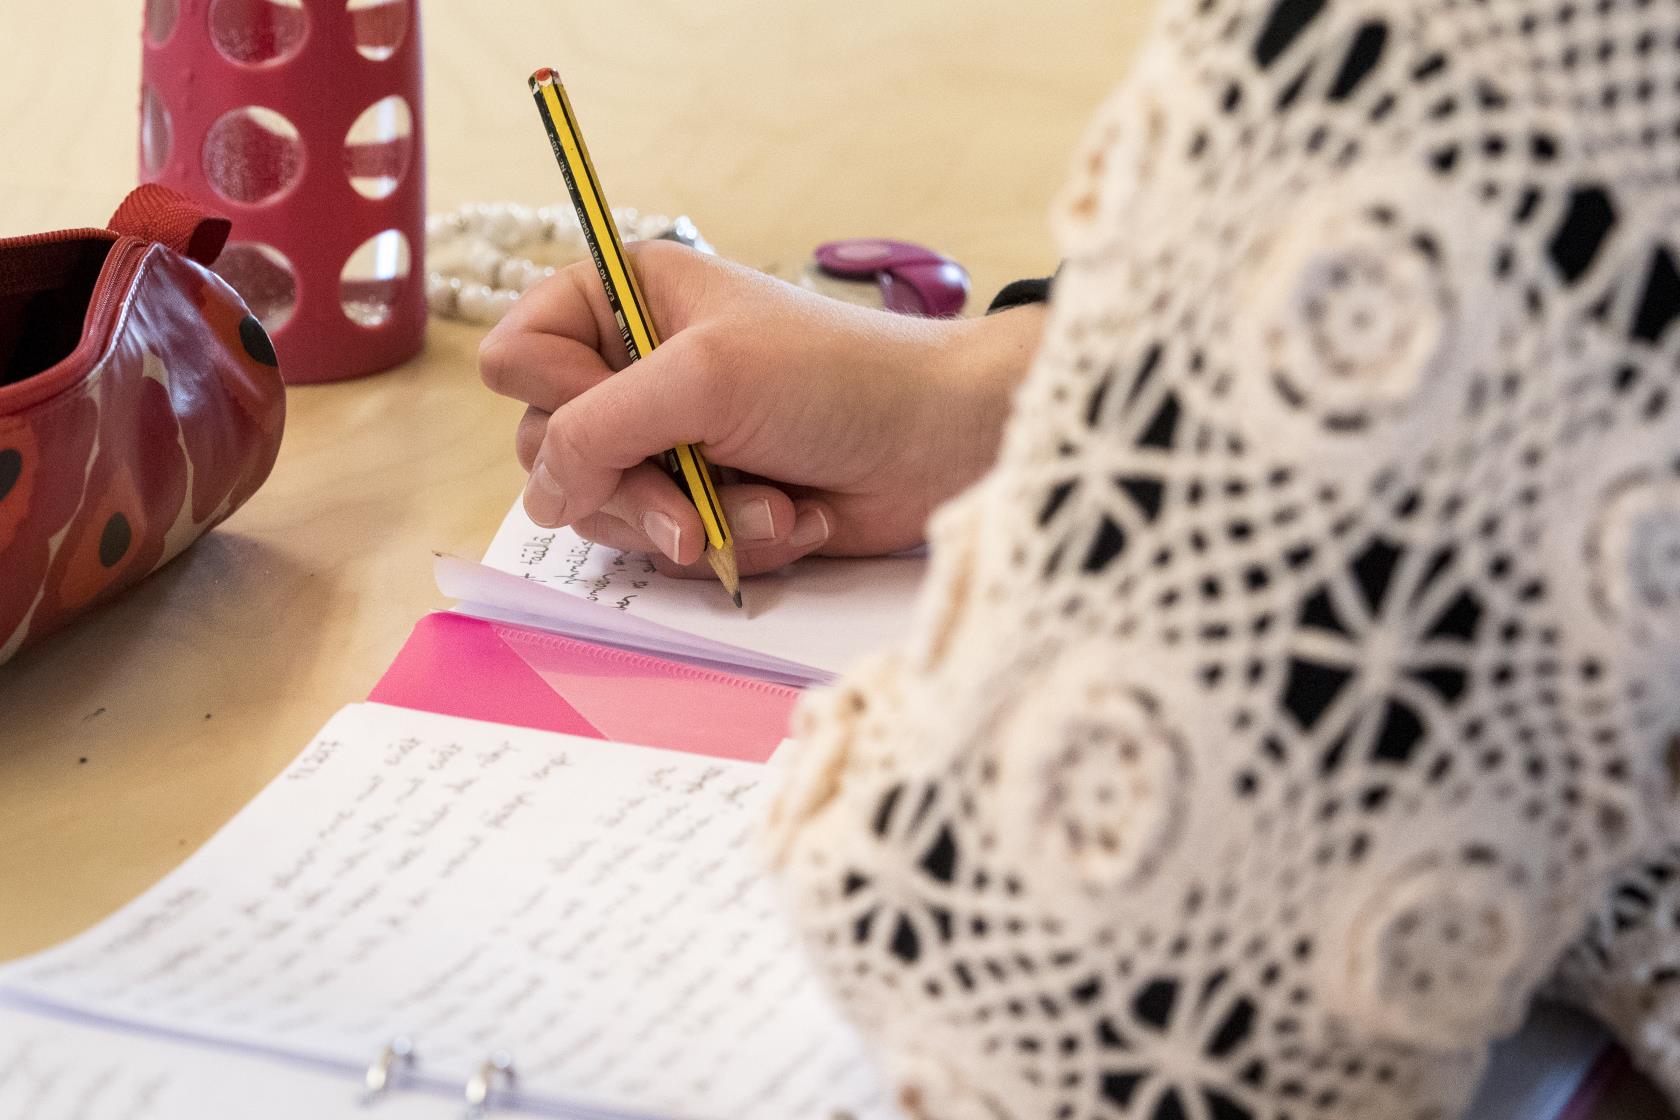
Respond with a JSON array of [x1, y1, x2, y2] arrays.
[[527, 66, 744, 610]]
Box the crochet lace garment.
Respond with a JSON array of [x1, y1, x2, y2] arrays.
[[765, 0, 1680, 1117]]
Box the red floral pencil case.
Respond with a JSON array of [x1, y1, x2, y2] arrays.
[[0, 185, 285, 665]]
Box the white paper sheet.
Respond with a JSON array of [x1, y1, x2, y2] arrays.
[[0, 704, 885, 1120], [460, 501, 926, 683], [435, 556, 820, 685]]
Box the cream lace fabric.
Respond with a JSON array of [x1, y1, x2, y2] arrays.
[[765, 0, 1680, 1117]]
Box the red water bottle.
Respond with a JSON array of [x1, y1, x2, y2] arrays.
[[139, 0, 425, 383]]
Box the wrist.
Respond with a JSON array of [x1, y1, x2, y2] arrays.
[[929, 304, 1045, 491]]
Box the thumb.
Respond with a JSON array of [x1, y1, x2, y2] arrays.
[[522, 333, 734, 529]]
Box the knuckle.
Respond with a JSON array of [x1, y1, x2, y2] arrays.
[[560, 258, 599, 292], [515, 419, 544, 469], [625, 237, 684, 269], [570, 512, 614, 543], [674, 328, 731, 400], [477, 333, 513, 393], [544, 408, 595, 473]]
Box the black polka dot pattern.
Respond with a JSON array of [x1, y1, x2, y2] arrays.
[[238, 315, 278, 367], [98, 512, 131, 568], [0, 449, 19, 503]]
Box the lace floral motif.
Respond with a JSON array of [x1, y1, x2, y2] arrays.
[[767, 0, 1680, 1116]]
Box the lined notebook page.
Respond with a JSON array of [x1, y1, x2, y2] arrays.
[[467, 500, 925, 681], [0, 1006, 459, 1120], [0, 704, 885, 1120]]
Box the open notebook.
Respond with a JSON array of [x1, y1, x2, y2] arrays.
[[436, 500, 927, 685], [0, 704, 886, 1120], [0, 704, 1620, 1119]]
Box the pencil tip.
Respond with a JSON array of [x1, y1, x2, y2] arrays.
[[703, 545, 744, 611]]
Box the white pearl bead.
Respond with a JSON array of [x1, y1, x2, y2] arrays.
[[482, 206, 525, 251], [425, 212, 464, 244], [463, 241, 504, 285], [508, 258, 545, 292], [424, 202, 706, 323], [536, 205, 571, 239], [457, 281, 500, 324], [425, 272, 459, 314]]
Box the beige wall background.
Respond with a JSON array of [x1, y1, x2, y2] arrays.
[[2, 1, 1152, 300]]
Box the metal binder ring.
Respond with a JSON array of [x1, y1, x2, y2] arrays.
[[463, 1049, 516, 1118], [362, 1035, 417, 1103]]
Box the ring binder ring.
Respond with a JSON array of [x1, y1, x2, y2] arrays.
[[463, 1049, 516, 1118], [362, 1035, 417, 1102]]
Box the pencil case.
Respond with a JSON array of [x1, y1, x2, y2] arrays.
[[0, 185, 286, 665]]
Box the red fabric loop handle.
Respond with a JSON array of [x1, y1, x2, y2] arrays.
[[108, 184, 232, 267]]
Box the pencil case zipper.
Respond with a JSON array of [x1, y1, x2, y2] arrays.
[[0, 233, 152, 414]]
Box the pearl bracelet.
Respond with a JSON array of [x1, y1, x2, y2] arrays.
[[424, 201, 710, 325]]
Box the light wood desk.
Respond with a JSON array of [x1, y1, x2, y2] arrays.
[[0, 4, 1668, 1117], [0, 0, 1146, 960]]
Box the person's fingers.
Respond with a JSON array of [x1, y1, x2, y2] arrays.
[[786, 500, 835, 551], [482, 260, 627, 368], [651, 498, 834, 580], [516, 405, 549, 471], [710, 483, 796, 546], [570, 511, 651, 553], [582, 476, 799, 566], [595, 463, 706, 565], [486, 242, 711, 378], [572, 487, 825, 581], [523, 333, 738, 530], [480, 327, 617, 412]]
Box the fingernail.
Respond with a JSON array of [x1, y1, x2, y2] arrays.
[[730, 497, 776, 542], [524, 460, 568, 528], [789, 508, 830, 550], [641, 511, 684, 562]]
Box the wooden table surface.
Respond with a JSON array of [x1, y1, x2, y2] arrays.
[[0, 0, 1146, 961], [0, 4, 1670, 1117]]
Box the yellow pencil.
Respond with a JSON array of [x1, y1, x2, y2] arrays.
[[528, 67, 742, 609]]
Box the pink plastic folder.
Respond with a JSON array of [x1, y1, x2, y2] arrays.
[[369, 612, 800, 762]]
